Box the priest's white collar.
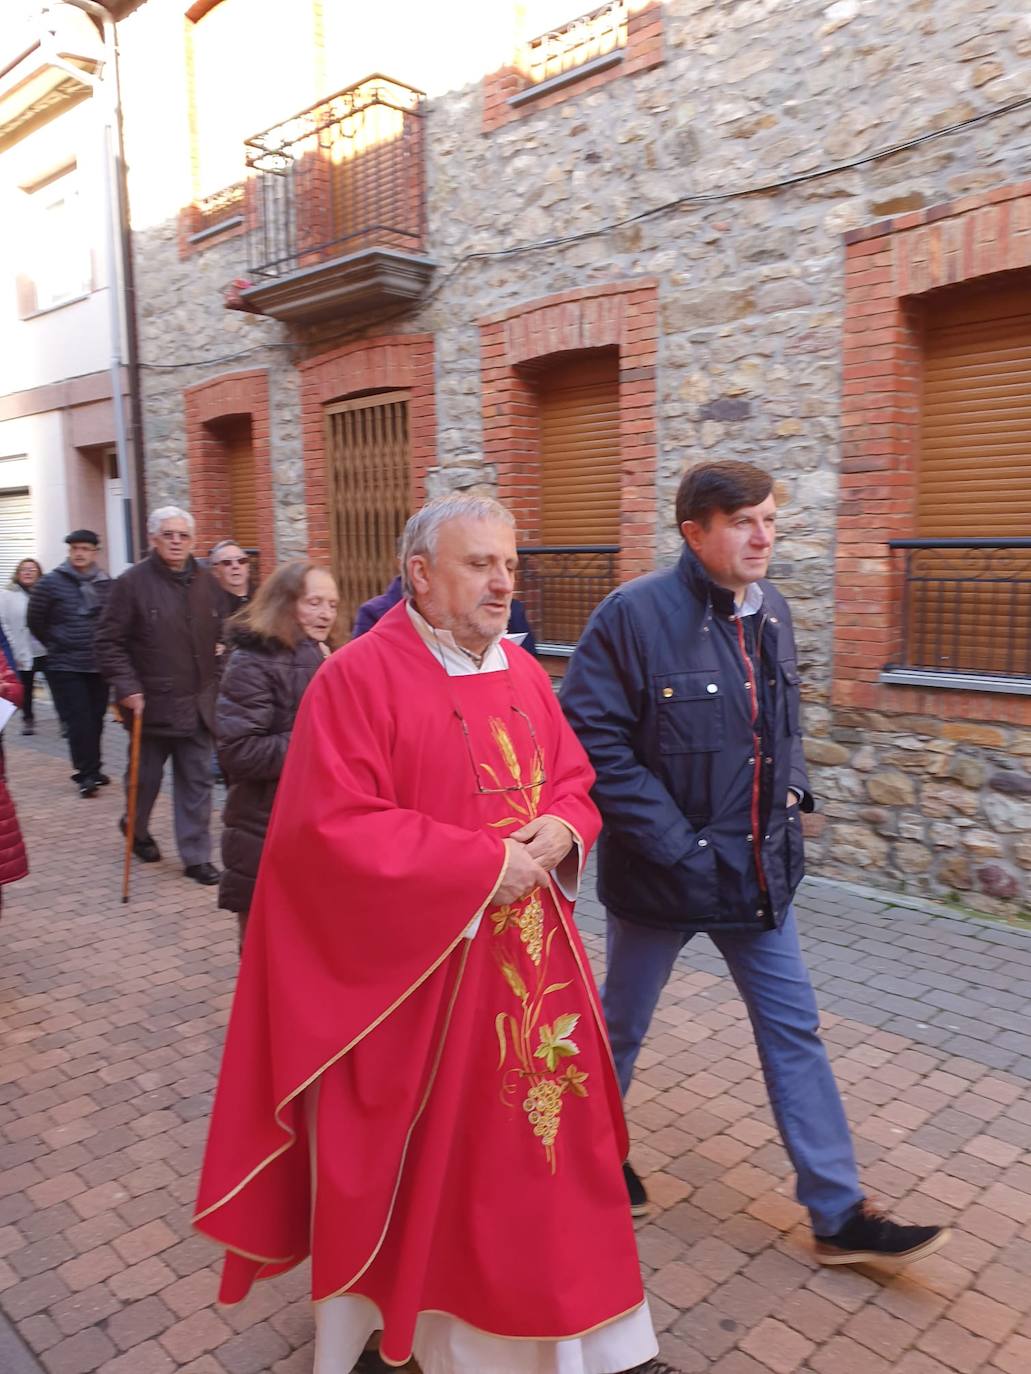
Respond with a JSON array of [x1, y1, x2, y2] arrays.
[[406, 600, 513, 676]]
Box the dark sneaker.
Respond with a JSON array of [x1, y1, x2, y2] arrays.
[[622, 1363, 681, 1374], [79, 780, 99, 798], [21, 720, 35, 736], [95, 772, 111, 785], [623, 1161, 649, 1217], [119, 816, 161, 863], [184, 862, 220, 886], [815, 1200, 950, 1268]]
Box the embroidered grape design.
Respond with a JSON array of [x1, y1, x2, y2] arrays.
[[524, 1078, 562, 1148]]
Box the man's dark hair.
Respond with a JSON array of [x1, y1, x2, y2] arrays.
[[675, 461, 775, 529]]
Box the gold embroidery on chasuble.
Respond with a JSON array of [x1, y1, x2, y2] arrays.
[[480, 715, 589, 1173]]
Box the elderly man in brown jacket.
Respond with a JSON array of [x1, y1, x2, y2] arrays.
[[95, 506, 225, 884]]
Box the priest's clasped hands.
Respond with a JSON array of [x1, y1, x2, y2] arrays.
[[496, 814, 574, 905]]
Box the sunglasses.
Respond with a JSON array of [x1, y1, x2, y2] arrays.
[[215, 557, 249, 567]]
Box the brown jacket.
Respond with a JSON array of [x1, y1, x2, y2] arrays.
[[95, 551, 224, 736]]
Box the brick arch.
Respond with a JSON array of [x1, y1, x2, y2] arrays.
[[833, 183, 1031, 729], [298, 334, 436, 563], [479, 279, 659, 581], [184, 368, 274, 563]]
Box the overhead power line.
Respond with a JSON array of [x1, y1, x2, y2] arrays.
[[139, 92, 1031, 372]]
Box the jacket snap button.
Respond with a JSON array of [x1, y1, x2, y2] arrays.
[[765, 756, 773, 764], [769, 617, 778, 624], [764, 833, 771, 841], [755, 908, 764, 918], [662, 687, 674, 698], [747, 756, 754, 765], [697, 838, 708, 848], [746, 833, 754, 842], [706, 683, 718, 693]]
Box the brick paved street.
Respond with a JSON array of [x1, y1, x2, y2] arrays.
[[2, 723, 1031, 1374]]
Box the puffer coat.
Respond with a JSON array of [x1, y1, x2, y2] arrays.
[[1, 661, 29, 896], [27, 563, 111, 672], [215, 629, 328, 913]]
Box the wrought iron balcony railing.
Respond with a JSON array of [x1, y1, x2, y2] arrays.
[[236, 75, 433, 322], [518, 545, 619, 653], [883, 539, 1031, 694]]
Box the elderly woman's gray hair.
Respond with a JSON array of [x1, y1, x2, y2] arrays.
[[399, 495, 514, 598], [147, 506, 196, 536]]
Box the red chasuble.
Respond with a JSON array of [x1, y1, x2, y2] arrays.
[[195, 604, 646, 1364]]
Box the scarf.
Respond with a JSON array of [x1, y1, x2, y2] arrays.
[[60, 560, 109, 615]]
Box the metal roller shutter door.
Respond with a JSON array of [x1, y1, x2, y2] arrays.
[[0, 488, 34, 572]]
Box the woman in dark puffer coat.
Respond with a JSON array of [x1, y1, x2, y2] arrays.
[[215, 560, 339, 946], [0, 636, 29, 918]]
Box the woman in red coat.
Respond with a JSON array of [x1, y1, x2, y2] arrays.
[[0, 647, 29, 916]]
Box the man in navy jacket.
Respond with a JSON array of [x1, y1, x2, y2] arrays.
[[562, 461, 948, 1268]]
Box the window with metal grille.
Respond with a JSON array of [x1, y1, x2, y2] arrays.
[[903, 279, 1031, 682], [325, 392, 410, 636], [519, 351, 620, 652]]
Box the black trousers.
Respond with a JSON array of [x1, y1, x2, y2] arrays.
[[48, 671, 108, 782], [18, 656, 52, 723]]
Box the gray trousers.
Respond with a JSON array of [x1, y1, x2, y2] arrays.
[[128, 728, 213, 867]]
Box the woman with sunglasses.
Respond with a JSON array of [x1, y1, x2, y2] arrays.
[[208, 540, 252, 613], [215, 559, 338, 948]]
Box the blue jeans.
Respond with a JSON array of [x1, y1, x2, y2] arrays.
[[603, 906, 863, 1236]]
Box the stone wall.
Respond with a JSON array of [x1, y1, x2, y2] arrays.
[[804, 711, 1031, 916], [118, 0, 1031, 912]]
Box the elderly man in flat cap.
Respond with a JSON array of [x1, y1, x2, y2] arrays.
[[28, 530, 112, 798]]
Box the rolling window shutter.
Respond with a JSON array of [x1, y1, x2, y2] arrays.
[[910, 284, 1031, 677], [223, 418, 258, 550], [918, 284, 1031, 534], [538, 352, 620, 544]]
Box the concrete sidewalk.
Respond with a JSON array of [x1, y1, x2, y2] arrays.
[[1, 728, 1030, 1374]]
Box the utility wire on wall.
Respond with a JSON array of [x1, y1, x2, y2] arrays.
[[138, 92, 1031, 372]]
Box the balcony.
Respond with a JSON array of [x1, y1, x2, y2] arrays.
[[512, 0, 628, 106], [237, 76, 433, 324], [518, 545, 619, 654], [881, 539, 1031, 695]]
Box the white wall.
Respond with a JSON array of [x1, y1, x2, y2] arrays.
[[0, 98, 113, 395], [0, 413, 70, 572]]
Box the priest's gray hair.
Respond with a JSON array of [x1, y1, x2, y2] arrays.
[[400, 494, 515, 598], [147, 506, 196, 536]]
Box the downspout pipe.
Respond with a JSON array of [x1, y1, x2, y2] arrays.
[[42, 1, 140, 564]]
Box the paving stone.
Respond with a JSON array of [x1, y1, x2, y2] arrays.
[[2, 738, 1031, 1374]]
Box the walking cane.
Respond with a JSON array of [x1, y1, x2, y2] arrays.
[[122, 707, 143, 905]]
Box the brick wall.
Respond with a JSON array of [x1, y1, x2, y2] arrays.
[[297, 334, 436, 564], [482, 2, 663, 135], [833, 183, 1031, 732], [183, 369, 274, 561], [480, 279, 659, 578]]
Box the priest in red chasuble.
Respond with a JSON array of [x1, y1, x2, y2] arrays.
[[195, 496, 659, 1374]]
